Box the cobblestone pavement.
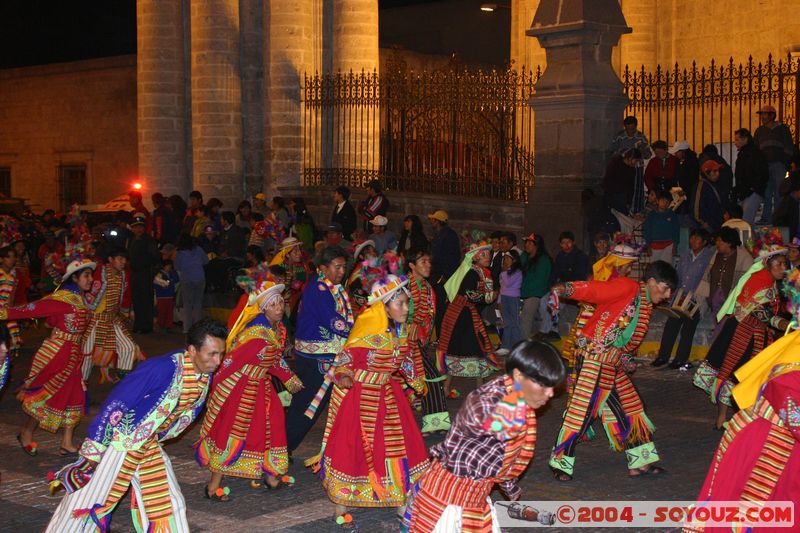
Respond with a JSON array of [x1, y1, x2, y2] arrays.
[[0, 326, 724, 532]]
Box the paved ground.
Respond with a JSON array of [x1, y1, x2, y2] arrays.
[[0, 325, 724, 532]]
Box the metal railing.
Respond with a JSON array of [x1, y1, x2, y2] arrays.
[[623, 54, 800, 163], [302, 60, 539, 201]]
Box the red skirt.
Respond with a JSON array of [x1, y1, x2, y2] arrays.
[[322, 378, 429, 507], [197, 373, 288, 479], [21, 335, 85, 432]]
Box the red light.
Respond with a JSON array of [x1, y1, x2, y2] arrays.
[[132, 182, 143, 190]]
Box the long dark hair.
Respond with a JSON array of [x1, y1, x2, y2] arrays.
[[525, 234, 550, 270], [399, 215, 428, 251]]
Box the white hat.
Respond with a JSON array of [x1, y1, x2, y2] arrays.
[[370, 215, 388, 226], [254, 281, 285, 310], [368, 274, 409, 305], [611, 244, 640, 260], [670, 140, 690, 153], [353, 239, 376, 260], [278, 237, 301, 251], [62, 259, 96, 281]]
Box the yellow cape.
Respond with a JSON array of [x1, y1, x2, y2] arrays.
[[344, 300, 390, 350], [592, 254, 633, 282], [732, 328, 800, 410]]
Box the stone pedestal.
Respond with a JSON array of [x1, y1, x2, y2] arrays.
[[136, 0, 188, 197], [526, 0, 631, 249], [190, 0, 243, 207]]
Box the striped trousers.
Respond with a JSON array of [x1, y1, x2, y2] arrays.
[[46, 447, 190, 533]]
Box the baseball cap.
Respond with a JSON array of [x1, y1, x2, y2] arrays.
[[427, 210, 448, 222], [254, 193, 266, 201], [670, 140, 690, 153], [370, 215, 388, 226], [756, 105, 777, 114], [326, 222, 343, 234]]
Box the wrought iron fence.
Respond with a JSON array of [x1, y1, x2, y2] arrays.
[[302, 61, 539, 201], [623, 54, 800, 164]]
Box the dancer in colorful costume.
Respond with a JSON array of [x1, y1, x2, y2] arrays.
[[0, 245, 21, 351], [437, 243, 499, 397], [269, 236, 313, 323], [406, 248, 449, 435], [345, 239, 381, 315], [560, 238, 642, 396], [307, 274, 428, 526], [2, 258, 95, 456], [81, 247, 144, 383], [684, 269, 800, 533], [403, 340, 566, 532], [0, 322, 12, 392], [285, 246, 354, 454], [196, 280, 302, 499], [46, 319, 228, 533], [693, 237, 788, 430], [548, 260, 677, 481]]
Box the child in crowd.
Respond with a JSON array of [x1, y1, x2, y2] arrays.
[[497, 250, 522, 356], [643, 189, 680, 264], [153, 259, 179, 331]]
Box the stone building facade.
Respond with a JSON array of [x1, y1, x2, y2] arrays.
[[2, 0, 799, 214], [513, 0, 800, 74]]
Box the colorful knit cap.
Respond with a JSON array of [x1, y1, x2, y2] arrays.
[[367, 274, 409, 306]]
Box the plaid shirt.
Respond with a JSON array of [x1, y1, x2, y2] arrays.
[[429, 375, 522, 499]]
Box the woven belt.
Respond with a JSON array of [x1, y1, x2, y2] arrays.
[[51, 328, 81, 343], [354, 368, 392, 386]]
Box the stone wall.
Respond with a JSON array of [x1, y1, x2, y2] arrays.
[[278, 185, 527, 241], [513, 0, 800, 74], [0, 56, 138, 211]]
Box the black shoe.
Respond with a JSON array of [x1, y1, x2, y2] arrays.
[[667, 360, 682, 369], [651, 358, 668, 367], [546, 331, 561, 340]]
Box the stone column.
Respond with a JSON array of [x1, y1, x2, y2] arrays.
[[330, 0, 380, 178], [511, 0, 547, 71], [137, 0, 188, 197], [264, 0, 316, 192], [240, 0, 264, 199], [526, 0, 631, 249], [189, 0, 243, 208]]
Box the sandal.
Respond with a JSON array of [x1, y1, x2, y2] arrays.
[[17, 434, 37, 457], [628, 465, 666, 477], [265, 475, 295, 490], [58, 447, 79, 457], [551, 468, 572, 482], [204, 485, 231, 502]]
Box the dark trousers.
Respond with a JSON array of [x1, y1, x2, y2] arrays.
[[285, 354, 332, 453], [420, 344, 447, 416], [433, 281, 448, 335], [656, 314, 700, 365], [131, 270, 154, 332]]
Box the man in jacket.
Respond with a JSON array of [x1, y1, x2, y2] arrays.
[[733, 128, 769, 226], [754, 104, 795, 224], [331, 186, 357, 240], [428, 210, 461, 330], [693, 160, 726, 232]]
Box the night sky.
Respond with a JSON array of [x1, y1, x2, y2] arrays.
[[0, 1, 470, 70]]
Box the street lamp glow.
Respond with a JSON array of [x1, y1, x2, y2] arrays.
[[132, 182, 143, 190], [480, 3, 497, 12]]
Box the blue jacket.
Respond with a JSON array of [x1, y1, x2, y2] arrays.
[[431, 225, 462, 282], [643, 209, 680, 245], [692, 179, 725, 231]]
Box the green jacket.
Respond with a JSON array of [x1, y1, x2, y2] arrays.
[[520, 252, 552, 298]]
